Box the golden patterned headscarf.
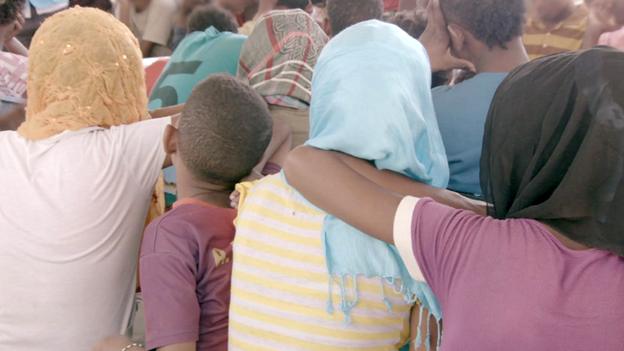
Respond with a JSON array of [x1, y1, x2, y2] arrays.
[[19, 7, 164, 220], [19, 7, 148, 140]]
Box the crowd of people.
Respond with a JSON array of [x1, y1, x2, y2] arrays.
[[0, 0, 623, 350]]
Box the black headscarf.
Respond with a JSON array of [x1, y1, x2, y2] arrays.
[[481, 47, 624, 256]]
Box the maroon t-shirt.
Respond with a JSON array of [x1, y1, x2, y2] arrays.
[[140, 199, 236, 351]]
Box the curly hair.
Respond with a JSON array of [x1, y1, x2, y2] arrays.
[[179, 75, 272, 185], [187, 4, 239, 33], [326, 0, 382, 35], [440, 0, 525, 49], [0, 0, 25, 26]]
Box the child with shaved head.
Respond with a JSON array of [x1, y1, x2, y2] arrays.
[[98, 75, 272, 351]]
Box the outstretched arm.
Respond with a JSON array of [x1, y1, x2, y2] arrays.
[[284, 147, 486, 244], [284, 146, 401, 244]]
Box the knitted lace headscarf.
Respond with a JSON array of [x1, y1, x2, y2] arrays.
[[18, 7, 148, 140]]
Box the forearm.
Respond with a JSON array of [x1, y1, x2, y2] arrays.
[[333, 153, 486, 215], [150, 104, 184, 119], [582, 27, 604, 49], [284, 147, 400, 244], [4, 38, 27, 56], [118, 0, 132, 28]]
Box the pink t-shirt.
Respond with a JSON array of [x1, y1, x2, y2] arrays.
[[394, 197, 624, 351], [599, 27, 624, 51], [140, 199, 235, 351]]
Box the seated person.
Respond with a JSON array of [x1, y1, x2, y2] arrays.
[[284, 46, 624, 351], [238, 0, 313, 35], [228, 18, 472, 351], [432, 0, 528, 198], [0, 8, 174, 351], [523, 0, 588, 59], [149, 4, 244, 109], [170, 0, 209, 50], [238, 9, 328, 147], [95, 75, 273, 351], [116, 0, 178, 57], [0, 0, 28, 56]]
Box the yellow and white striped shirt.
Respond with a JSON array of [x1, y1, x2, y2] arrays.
[[523, 4, 588, 60], [229, 174, 412, 351]]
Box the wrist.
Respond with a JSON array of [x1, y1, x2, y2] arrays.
[[120, 342, 144, 351]]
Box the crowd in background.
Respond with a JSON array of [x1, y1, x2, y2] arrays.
[[0, 0, 623, 351]]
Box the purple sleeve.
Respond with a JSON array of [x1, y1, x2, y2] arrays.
[[140, 224, 200, 349], [393, 197, 487, 306]]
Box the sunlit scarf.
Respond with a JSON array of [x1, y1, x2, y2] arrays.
[[306, 20, 449, 322], [20, 7, 148, 140]]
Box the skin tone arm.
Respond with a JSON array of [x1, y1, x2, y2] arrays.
[[283, 147, 485, 245], [149, 106, 182, 168], [582, 0, 621, 48], [92, 335, 195, 351], [0, 14, 27, 56]]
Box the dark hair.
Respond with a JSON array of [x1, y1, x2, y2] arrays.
[[276, 0, 310, 10], [178, 75, 273, 185], [440, 0, 525, 48], [0, 0, 25, 26], [326, 0, 382, 35], [384, 9, 427, 38], [187, 4, 239, 33]]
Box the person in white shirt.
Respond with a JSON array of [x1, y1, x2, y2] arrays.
[[0, 8, 175, 351], [117, 0, 178, 57]]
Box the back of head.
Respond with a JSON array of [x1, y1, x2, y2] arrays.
[[308, 20, 449, 186], [384, 9, 428, 39], [440, 0, 525, 48], [276, 0, 310, 10], [481, 47, 624, 256], [326, 0, 383, 35], [179, 75, 273, 185], [19, 7, 147, 140], [238, 9, 328, 104], [0, 0, 26, 27], [188, 4, 239, 33]]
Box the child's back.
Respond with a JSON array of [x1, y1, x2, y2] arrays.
[[139, 74, 273, 351], [141, 201, 236, 350]]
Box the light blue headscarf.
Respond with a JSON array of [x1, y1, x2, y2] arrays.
[[305, 20, 449, 324]]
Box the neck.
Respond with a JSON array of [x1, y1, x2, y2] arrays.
[[473, 38, 529, 73], [176, 178, 232, 209]]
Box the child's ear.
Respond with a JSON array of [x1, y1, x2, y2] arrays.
[[163, 124, 179, 155], [447, 23, 465, 54]]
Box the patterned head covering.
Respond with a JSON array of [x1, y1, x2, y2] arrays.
[[19, 7, 148, 140], [237, 9, 328, 105]]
